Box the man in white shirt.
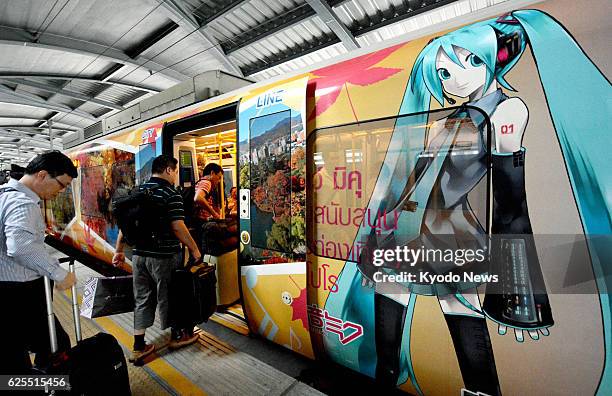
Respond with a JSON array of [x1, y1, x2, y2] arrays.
[[0, 151, 78, 374]]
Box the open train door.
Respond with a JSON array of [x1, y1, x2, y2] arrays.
[[237, 76, 314, 359], [163, 103, 250, 333]]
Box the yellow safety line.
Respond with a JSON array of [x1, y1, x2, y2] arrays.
[[93, 317, 206, 396], [62, 290, 207, 396], [195, 330, 235, 354]]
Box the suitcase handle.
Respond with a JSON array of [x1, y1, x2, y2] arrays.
[[44, 257, 82, 353]]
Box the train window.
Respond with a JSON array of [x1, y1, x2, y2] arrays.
[[81, 165, 105, 218], [137, 142, 156, 185], [308, 107, 491, 262], [248, 110, 292, 252]]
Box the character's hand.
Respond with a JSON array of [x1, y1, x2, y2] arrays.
[[112, 252, 125, 266], [497, 324, 551, 342]]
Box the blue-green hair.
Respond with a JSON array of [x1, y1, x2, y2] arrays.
[[403, 14, 526, 114], [396, 9, 612, 393], [326, 9, 612, 394]]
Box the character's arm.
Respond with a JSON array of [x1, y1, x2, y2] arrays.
[[483, 98, 554, 341], [491, 97, 528, 154]]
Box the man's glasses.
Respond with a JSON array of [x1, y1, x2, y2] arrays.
[[54, 177, 70, 189]]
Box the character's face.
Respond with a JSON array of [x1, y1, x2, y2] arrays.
[[281, 291, 293, 306], [435, 46, 487, 98]]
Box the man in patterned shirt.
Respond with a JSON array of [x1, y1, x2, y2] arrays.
[[0, 151, 78, 374], [113, 154, 202, 362]]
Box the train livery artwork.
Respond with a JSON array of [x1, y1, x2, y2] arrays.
[[45, 1, 611, 395]]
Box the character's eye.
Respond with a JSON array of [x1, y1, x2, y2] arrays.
[[437, 68, 451, 80], [468, 54, 484, 67]]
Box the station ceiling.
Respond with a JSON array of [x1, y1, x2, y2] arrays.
[[0, 0, 512, 167]]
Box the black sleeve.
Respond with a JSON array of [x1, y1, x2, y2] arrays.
[[483, 149, 554, 328], [491, 149, 532, 234]]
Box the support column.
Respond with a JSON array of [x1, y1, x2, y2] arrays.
[[48, 120, 54, 150]]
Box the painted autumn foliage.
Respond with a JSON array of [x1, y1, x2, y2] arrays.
[[309, 44, 404, 121]]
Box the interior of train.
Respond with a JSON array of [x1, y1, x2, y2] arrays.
[[167, 106, 248, 334]]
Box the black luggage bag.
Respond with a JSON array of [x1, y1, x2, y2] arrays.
[[169, 262, 217, 329], [44, 258, 131, 395]]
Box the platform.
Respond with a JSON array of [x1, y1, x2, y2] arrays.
[[48, 247, 325, 396]]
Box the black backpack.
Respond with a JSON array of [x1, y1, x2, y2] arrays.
[[111, 186, 164, 247]]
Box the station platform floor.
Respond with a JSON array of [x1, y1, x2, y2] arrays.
[[46, 246, 404, 396], [48, 247, 324, 396]]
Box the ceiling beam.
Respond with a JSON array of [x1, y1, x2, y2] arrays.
[[0, 78, 125, 111], [0, 116, 79, 128], [242, 33, 340, 76], [348, 0, 457, 37], [0, 73, 160, 93], [193, 0, 249, 26], [0, 151, 37, 159], [0, 85, 97, 121], [0, 145, 40, 154], [306, 0, 359, 51], [222, 0, 346, 55], [0, 25, 189, 82], [0, 128, 64, 145], [0, 125, 79, 133], [155, 0, 244, 77], [0, 139, 61, 151], [241, 0, 457, 76]]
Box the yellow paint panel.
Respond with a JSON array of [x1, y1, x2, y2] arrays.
[[241, 265, 314, 359]]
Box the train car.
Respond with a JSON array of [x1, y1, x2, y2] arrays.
[[45, 0, 611, 394]]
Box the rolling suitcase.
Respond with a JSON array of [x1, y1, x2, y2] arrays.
[[44, 258, 131, 395], [169, 261, 217, 329]]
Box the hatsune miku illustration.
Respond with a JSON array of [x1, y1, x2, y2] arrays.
[[322, 9, 611, 396]]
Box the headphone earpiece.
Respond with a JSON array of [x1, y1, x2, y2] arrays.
[[495, 30, 522, 70]]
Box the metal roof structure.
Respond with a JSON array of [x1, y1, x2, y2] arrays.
[[0, 0, 514, 168]]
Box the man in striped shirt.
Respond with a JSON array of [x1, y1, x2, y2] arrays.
[[0, 151, 78, 374], [113, 154, 202, 362]]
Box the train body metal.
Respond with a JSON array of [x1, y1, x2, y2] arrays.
[[46, 0, 612, 394]]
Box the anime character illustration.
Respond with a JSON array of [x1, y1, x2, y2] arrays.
[[323, 9, 611, 396]]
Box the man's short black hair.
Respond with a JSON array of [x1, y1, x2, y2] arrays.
[[202, 163, 222, 176], [151, 154, 178, 174], [25, 150, 78, 178]]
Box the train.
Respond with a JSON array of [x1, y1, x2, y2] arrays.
[[45, 0, 611, 394]]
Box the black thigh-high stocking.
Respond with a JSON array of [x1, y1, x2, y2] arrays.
[[374, 293, 407, 388], [444, 314, 501, 396]]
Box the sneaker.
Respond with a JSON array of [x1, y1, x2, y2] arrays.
[[129, 343, 155, 363], [168, 331, 198, 349]]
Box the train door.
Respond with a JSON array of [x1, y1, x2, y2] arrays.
[[163, 103, 249, 334], [236, 77, 315, 358]]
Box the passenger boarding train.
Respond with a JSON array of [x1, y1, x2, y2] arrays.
[[45, 0, 611, 394]]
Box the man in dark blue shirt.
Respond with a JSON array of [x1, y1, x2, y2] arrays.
[[113, 155, 201, 362]]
